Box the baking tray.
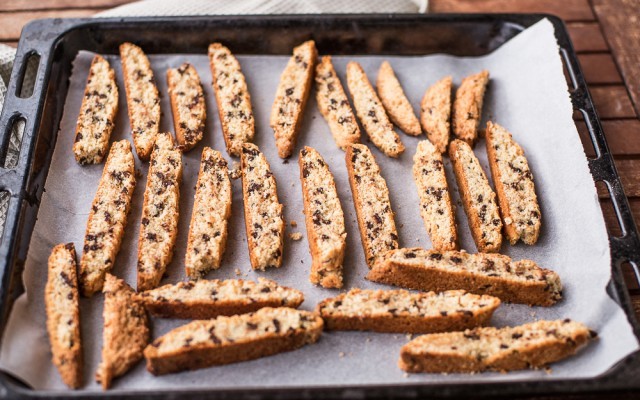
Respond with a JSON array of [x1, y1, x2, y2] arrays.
[[0, 13, 639, 399]]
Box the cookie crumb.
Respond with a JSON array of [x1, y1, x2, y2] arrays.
[[339, 352, 345, 358], [235, 268, 242, 276], [290, 220, 297, 227], [289, 232, 303, 241], [403, 373, 409, 378], [406, 333, 413, 340]]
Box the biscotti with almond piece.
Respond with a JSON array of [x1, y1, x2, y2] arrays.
[[167, 63, 206, 151], [345, 144, 399, 268], [420, 76, 452, 154], [317, 288, 499, 334], [96, 274, 149, 390], [73, 55, 118, 165], [315, 56, 361, 150], [119, 43, 160, 160], [346, 62, 405, 157], [400, 319, 595, 373], [80, 140, 136, 297], [185, 147, 232, 279], [413, 140, 457, 251], [299, 146, 347, 288], [486, 121, 541, 245], [452, 70, 489, 146], [137, 133, 183, 291], [271, 40, 317, 158], [135, 278, 304, 319], [376, 61, 421, 136], [144, 307, 323, 376], [208, 43, 255, 157], [367, 248, 562, 306], [241, 143, 285, 270], [45, 243, 82, 389], [449, 139, 502, 253]]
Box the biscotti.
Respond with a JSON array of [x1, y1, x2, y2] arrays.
[[185, 147, 232, 279], [119, 43, 160, 160], [135, 278, 304, 319], [420, 76, 452, 154], [299, 146, 347, 288], [167, 63, 205, 151], [315, 56, 361, 150], [45, 243, 82, 389], [137, 132, 183, 291], [367, 248, 562, 306], [376, 61, 421, 136], [241, 143, 284, 270], [486, 121, 541, 245], [317, 288, 499, 334], [413, 140, 457, 251], [144, 307, 323, 376], [346, 62, 405, 157], [452, 70, 489, 146], [400, 319, 595, 373], [73, 54, 118, 165], [345, 144, 399, 268], [271, 40, 317, 158], [208, 43, 255, 157], [449, 139, 502, 253], [96, 274, 149, 389], [79, 140, 136, 297]]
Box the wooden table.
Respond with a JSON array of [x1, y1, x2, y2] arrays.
[[1, 0, 639, 398]]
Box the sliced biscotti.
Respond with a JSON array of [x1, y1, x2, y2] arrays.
[[299, 146, 347, 288], [315, 56, 360, 150], [119, 43, 160, 160], [400, 319, 595, 373], [317, 288, 499, 334], [449, 139, 502, 253], [137, 133, 183, 291], [73, 55, 118, 165], [45, 243, 82, 389], [135, 278, 304, 319], [241, 143, 284, 270], [96, 274, 149, 390], [185, 147, 232, 279], [413, 140, 457, 251], [452, 70, 489, 146], [367, 248, 562, 306], [486, 122, 541, 245], [420, 76, 452, 154], [345, 144, 399, 268], [80, 140, 136, 297], [167, 63, 205, 151], [346, 62, 405, 157], [144, 307, 323, 376], [376, 61, 421, 136], [208, 43, 255, 157], [271, 40, 317, 158]]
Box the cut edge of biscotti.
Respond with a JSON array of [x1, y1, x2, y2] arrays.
[[376, 61, 422, 136], [420, 75, 452, 154]]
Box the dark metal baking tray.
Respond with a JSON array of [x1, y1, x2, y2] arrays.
[[0, 13, 639, 399]]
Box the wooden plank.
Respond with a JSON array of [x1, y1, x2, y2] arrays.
[[1, 0, 130, 12], [567, 22, 608, 53], [578, 120, 640, 157], [595, 158, 640, 199], [429, 0, 595, 21], [578, 53, 623, 84], [575, 86, 637, 119], [0, 9, 99, 41]]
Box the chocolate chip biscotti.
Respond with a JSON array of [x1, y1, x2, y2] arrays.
[[45, 243, 82, 389], [119, 43, 160, 160], [271, 40, 317, 158], [376, 61, 421, 136], [144, 307, 323, 376], [73, 54, 118, 165], [345, 144, 399, 268], [137, 132, 183, 291], [299, 146, 347, 288], [367, 248, 562, 306], [167, 63, 205, 151], [400, 319, 595, 373], [452, 70, 489, 146], [317, 288, 500, 334], [420, 76, 452, 154], [135, 278, 304, 319], [486, 121, 541, 245], [79, 140, 136, 297]]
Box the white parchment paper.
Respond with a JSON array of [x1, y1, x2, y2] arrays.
[[0, 19, 638, 392]]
